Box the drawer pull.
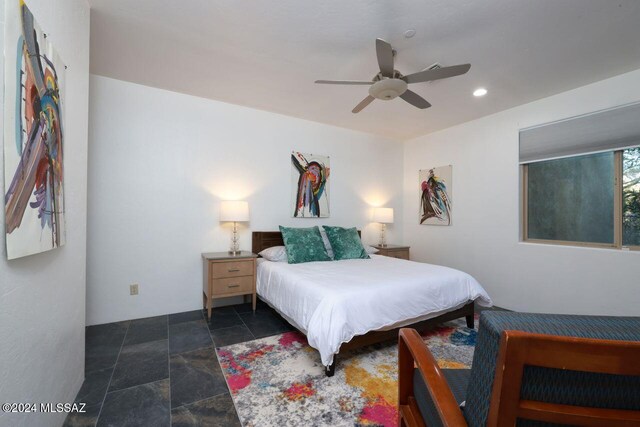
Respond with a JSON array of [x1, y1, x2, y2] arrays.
[[228, 268, 240, 273], [228, 284, 240, 288]]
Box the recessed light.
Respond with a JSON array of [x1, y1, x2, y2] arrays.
[[473, 88, 488, 97], [404, 29, 416, 39]]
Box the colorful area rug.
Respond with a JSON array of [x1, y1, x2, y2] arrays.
[[216, 317, 477, 427]]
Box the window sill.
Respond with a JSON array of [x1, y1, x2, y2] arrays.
[[519, 240, 640, 252]]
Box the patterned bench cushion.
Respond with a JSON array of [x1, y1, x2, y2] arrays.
[[464, 311, 640, 427], [414, 368, 470, 427]]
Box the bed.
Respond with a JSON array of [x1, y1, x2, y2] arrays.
[[252, 231, 492, 376]]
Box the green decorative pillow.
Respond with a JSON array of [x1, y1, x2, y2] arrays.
[[322, 226, 370, 260], [279, 226, 332, 264]]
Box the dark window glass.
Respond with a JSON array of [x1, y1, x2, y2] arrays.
[[527, 152, 614, 244], [623, 147, 640, 246]]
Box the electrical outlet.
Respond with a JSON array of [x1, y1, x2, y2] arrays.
[[130, 284, 139, 295]]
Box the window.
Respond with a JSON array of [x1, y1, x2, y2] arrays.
[[523, 148, 640, 250], [623, 147, 640, 246], [520, 101, 640, 250], [525, 152, 615, 245]]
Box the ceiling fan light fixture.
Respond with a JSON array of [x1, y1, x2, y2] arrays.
[[473, 87, 488, 97], [316, 38, 471, 113], [369, 78, 408, 100]]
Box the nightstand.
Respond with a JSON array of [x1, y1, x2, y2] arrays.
[[373, 244, 410, 260], [202, 251, 257, 320]]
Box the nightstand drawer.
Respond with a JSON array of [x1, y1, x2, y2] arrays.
[[212, 275, 254, 295], [373, 245, 410, 260], [390, 250, 409, 260], [211, 260, 254, 278]]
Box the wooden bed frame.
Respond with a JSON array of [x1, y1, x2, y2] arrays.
[[252, 231, 475, 377]]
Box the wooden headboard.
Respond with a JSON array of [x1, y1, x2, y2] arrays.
[[252, 229, 361, 254]]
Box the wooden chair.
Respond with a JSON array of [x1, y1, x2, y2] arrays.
[[398, 327, 640, 427]]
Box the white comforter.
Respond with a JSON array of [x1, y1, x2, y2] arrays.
[[257, 254, 492, 366]]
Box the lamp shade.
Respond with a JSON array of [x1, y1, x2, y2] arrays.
[[372, 207, 394, 224], [220, 200, 249, 222]]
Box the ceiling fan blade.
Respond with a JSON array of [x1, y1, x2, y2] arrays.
[[352, 95, 375, 113], [315, 80, 373, 85], [376, 38, 395, 77], [403, 63, 471, 84], [400, 90, 432, 109]]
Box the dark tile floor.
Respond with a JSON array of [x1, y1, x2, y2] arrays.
[[65, 300, 293, 427], [66, 301, 499, 426]]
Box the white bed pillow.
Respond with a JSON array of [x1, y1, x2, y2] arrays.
[[364, 245, 379, 254], [259, 246, 288, 262]]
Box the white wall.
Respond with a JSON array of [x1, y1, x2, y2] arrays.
[[0, 1, 90, 426], [403, 69, 640, 316], [87, 75, 403, 325]]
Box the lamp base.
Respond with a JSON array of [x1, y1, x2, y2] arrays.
[[378, 223, 388, 248], [228, 222, 242, 256]]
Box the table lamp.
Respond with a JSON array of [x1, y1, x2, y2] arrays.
[[372, 207, 394, 247], [220, 200, 249, 255]]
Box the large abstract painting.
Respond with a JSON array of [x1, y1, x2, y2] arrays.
[[4, 1, 66, 259], [419, 166, 452, 225], [291, 151, 330, 218]]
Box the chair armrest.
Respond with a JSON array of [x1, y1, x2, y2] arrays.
[[398, 328, 467, 427]]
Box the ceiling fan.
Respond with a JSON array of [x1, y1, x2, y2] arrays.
[[315, 38, 471, 113]]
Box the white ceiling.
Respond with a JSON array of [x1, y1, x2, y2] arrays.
[[88, 0, 640, 141]]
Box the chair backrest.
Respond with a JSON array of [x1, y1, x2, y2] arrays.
[[465, 312, 640, 426], [487, 330, 640, 426]]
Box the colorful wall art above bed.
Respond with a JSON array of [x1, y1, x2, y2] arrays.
[[419, 165, 452, 226], [4, 1, 67, 259], [291, 151, 330, 218]]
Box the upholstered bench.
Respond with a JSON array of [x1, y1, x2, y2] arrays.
[[401, 311, 640, 426]]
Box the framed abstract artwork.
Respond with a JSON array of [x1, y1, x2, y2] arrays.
[[419, 166, 452, 226], [4, 1, 66, 259], [291, 151, 330, 218]]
